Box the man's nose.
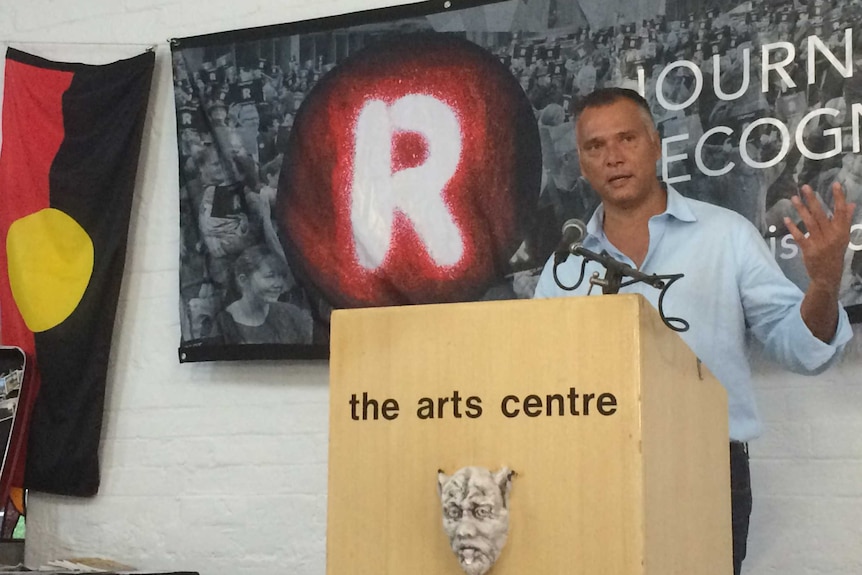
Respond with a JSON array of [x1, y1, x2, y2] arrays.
[[604, 141, 624, 166]]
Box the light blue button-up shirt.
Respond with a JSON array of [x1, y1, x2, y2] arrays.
[[534, 186, 853, 441]]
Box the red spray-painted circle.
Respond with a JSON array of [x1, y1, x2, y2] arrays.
[[277, 33, 540, 308]]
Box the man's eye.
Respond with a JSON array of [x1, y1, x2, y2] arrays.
[[446, 506, 462, 520], [473, 506, 492, 519]]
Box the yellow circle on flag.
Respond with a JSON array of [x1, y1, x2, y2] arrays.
[[6, 208, 94, 333]]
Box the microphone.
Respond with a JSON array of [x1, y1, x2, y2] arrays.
[[554, 218, 587, 265]]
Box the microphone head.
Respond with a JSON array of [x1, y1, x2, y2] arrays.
[[560, 218, 587, 243]]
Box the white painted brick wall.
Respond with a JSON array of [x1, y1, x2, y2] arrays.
[[748, 333, 862, 574], [0, 1, 860, 574]]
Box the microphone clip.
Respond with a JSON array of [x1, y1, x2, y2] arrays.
[[551, 243, 689, 332]]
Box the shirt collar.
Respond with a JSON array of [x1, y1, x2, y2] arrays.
[[584, 182, 697, 246], [663, 184, 697, 223]]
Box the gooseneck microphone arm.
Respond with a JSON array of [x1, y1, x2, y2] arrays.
[[552, 243, 689, 333]]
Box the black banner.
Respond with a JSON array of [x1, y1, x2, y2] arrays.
[[172, 0, 862, 362]]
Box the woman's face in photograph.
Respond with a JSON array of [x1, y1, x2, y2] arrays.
[[244, 259, 286, 303]]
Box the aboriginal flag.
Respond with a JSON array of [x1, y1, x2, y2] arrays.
[[0, 48, 154, 496]]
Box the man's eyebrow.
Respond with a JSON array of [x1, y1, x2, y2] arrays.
[[580, 136, 603, 147]]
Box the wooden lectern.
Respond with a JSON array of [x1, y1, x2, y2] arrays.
[[328, 294, 731, 575]]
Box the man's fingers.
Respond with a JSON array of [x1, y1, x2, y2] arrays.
[[784, 216, 806, 245], [831, 182, 857, 226], [801, 185, 829, 231], [832, 182, 846, 211], [791, 192, 818, 237]]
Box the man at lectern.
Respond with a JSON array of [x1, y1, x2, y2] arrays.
[[533, 87, 854, 575]]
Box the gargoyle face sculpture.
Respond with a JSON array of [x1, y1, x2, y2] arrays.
[[437, 466, 514, 575]]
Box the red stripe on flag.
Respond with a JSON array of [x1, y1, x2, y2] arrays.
[[0, 58, 74, 355]]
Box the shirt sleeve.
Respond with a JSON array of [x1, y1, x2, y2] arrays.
[[735, 221, 852, 374]]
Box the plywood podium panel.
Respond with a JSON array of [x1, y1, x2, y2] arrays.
[[327, 294, 731, 575]]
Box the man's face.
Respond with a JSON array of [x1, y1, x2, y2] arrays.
[[211, 106, 227, 123], [575, 98, 662, 211], [200, 156, 227, 186], [438, 467, 513, 575]]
